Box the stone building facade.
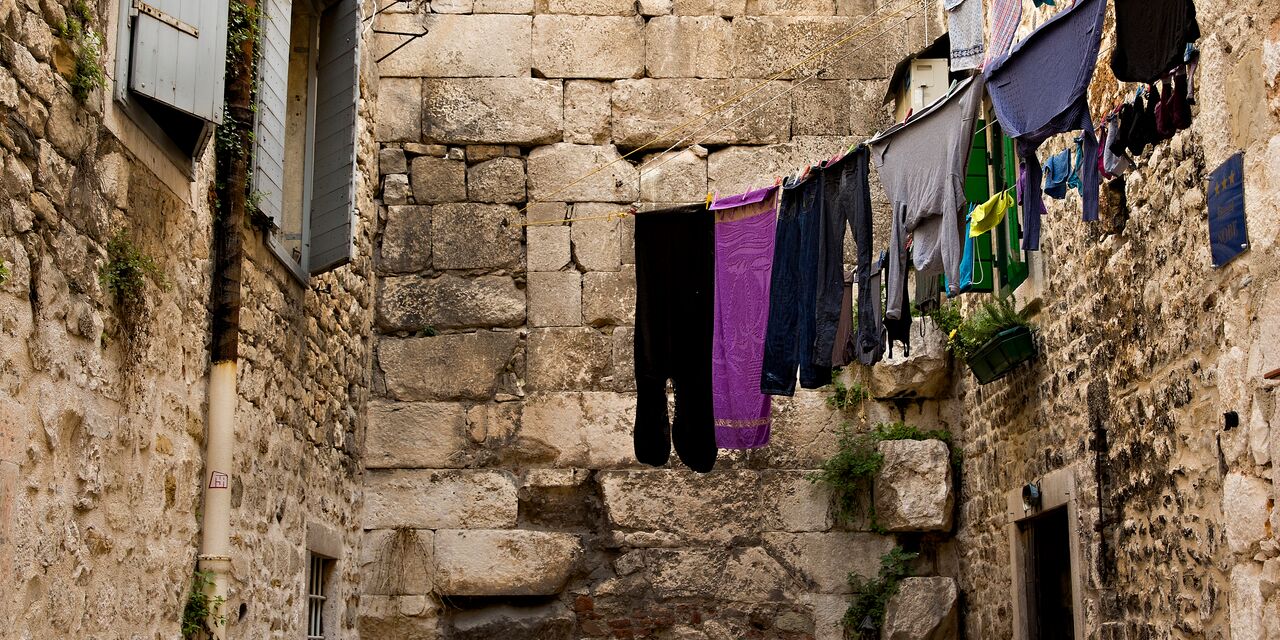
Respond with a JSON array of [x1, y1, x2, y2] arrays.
[[3, 0, 1280, 639]]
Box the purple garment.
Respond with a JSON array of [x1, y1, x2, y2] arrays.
[[984, 0, 1107, 251], [711, 186, 778, 450]]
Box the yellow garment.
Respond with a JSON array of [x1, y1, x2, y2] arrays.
[[970, 190, 1014, 237]]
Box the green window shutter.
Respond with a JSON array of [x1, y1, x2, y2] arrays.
[[961, 122, 994, 293], [1000, 135, 1028, 293], [308, 0, 361, 275]]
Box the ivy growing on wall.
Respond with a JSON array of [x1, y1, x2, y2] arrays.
[[181, 569, 226, 639], [100, 230, 169, 306], [844, 547, 919, 638]]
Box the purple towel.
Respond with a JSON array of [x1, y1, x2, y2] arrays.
[[711, 186, 778, 450]]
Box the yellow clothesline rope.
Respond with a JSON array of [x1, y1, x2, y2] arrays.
[[512, 0, 928, 224]]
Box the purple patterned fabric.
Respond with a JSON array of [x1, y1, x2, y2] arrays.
[[711, 186, 778, 449], [985, 0, 1022, 67]]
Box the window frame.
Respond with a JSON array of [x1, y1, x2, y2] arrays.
[[1004, 468, 1087, 640]]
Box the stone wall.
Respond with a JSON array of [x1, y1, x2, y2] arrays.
[[365, 1, 954, 638], [0, 0, 380, 638], [950, 2, 1280, 639]]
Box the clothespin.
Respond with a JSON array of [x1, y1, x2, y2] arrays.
[[705, 191, 714, 208]]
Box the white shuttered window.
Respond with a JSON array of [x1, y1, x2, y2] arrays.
[[253, 0, 360, 281]]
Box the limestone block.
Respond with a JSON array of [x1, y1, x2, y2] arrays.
[[611, 79, 790, 147], [380, 332, 522, 401], [763, 390, 844, 468], [526, 202, 569, 224], [533, 16, 644, 79], [792, 80, 852, 136], [367, 401, 470, 468], [612, 327, 636, 391], [527, 144, 639, 202], [450, 604, 575, 640], [431, 203, 523, 270], [364, 470, 519, 529], [384, 174, 412, 205], [639, 148, 708, 203], [805, 593, 849, 640], [851, 78, 892, 137], [380, 148, 408, 175], [466, 402, 522, 445], [377, 14, 528, 77], [467, 157, 526, 204], [762, 532, 894, 593], [881, 577, 959, 640], [645, 17, 734, 78], [527, 226, 572, 272], [638, 0, 672, 15], [645, 547, 801, 601], [434, 529, 583, 596], [836, 0, 875, 15], [568, 214, 623, 273], [357, 595, 441, 640], [673, 0, 746, 14], [432, 0, 473, 11], [379, 205, 431, 274], [523, 468, 592, 488], [361, 529, 435, 595], [1231, 563, 1264, 640], [526, 328, 611, 391], [582, 267, 635, 326], [732, 17, 884, 79], [519, 392, 636, 467], [423, 78, 563, 145], [565, 80, 612, 144], [749, 0, 836, 14], [466, 145, 512, 163], [542, 0, 636, 13], [409, 156, 466, 204], [379, 275, 525, 332], [475, 0, 533, 12], [869, 318, 950, 399], [707, 136, 859, 198], [600, 470, 831, 543], [619, 214, 636, 264], [376, 79, 422, 142], [1224, 473, 1272, 554], [527, 271, 582, 327], [874, 439, 954, 532]]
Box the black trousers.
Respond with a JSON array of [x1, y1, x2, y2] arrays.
[[633, 204, 717, 473], [814, 147, 873, 369]]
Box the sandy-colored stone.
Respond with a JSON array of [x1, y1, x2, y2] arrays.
[[380, 205, 432, 273], [612, 327, 636, 391], [639, 0, 673, 14], [762, 532, 895, 593], [646, 547, 801, 601], [565, 80, 613, 144], [527, 271, 582, 327], [377, 14, 529, 77], [434, 529, 583, 596], [870, 318, 951, 399], [645, 16, 734, 78], [431, 203, 523, 270], [582, 267, 635, 326], [410, 156, 466, 204], [361, 529, 436, 595], [527, 144, 639, 202], [366, 401, 470, 469], [380, 332, 522, 401], [422, 78, 563, 145], [533, 16, 644, 79], [874, 439, 954, 532], [526, 328, 611, 391], [357, 595, 441, 640], [519, 392, 637, 467], [475, 0, 533, 11], [378, 275, 525, 332], [526, 226, 572, 272], [450, 604, 575, 640], [748, 0, 835, 14], [612, 79, 791, 147], [731, 17, 886, 79], [376, 78, 422, 142], [639, 148, 708, 202], [364, 470, 519, 529], [881, 577, 959, 640], [1224, 473, 1271, 554], [707, 136, 859, 193], [792, 80, 852, 136], [673, 0, 746, 14], [467, 157, 526, 204], [570, 210, 624, 271]]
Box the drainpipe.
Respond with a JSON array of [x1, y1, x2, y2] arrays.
[[199, 1, 255, 635]]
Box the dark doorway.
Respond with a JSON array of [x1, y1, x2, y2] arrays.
[[1020, 507, 1075, 640]]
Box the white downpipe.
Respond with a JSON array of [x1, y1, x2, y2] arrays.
[[198, 359, 237, 639]]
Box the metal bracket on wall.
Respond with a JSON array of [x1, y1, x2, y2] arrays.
[[131, 0, 199, 37], [1265, 368, 1280, 381], [373, 28, 429, 64]]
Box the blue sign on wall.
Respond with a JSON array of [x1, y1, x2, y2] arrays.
[[1207, 152, 1249, 268]]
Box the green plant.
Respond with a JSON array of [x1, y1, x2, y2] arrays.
[[926, 300, 963, 338], [945, 296, 1034, 361], [100, 231, 169, 305], [810, 422, 956, 528], [181, 569, 226, 639], [58, 0, 105, 101], [827, 377, 869, 412], [844, 547, 920, 638], [0, 261, 9, 286]]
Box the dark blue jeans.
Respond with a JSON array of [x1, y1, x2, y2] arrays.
[[813, 148, 872, 368], [761, 173, 831, 396]]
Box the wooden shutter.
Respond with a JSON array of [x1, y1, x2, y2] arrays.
[[307, 0, 360, 275], [962, 122, 995, 293], [252, 0, 292, 231], [129, 0, 229, 123]]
